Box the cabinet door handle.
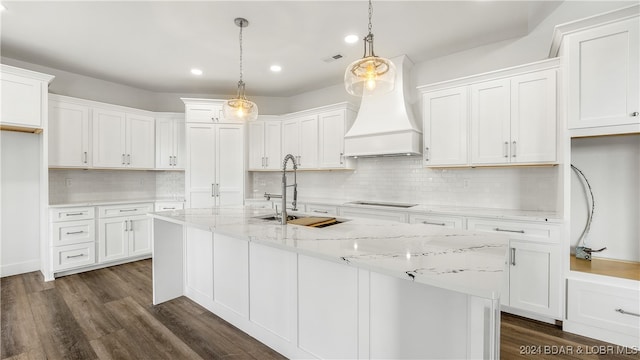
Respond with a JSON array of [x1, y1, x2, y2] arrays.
[[511, 141, 517, 158], [340, 152, 344, 165], [122, 154, 126, 165], [631, 112, 639, 117], [119, 209, 137, 212], [66, 253, 85, 259], [422, 221, 446, 226], [616, 308, 640, 317], [510, 248, 516, 266], [129, 220, 133, 232], [127, 154, 131, 165], [124, 220, 129, 232], [494, 227, 525, 234], [83, 151, 88, 164], [262, 157, 265, 167], [266, 157, 269, 167], [216, 184, 220, 197], [163, 207, 176, 210], [65, 212, 84, 216], [424, 147, 429, 162], [212, 184, 215, 197], [66, 230, 85, 235], [169, 156, 174, 166], [503, 142, 509, 158], [312, 210, 328, 214]]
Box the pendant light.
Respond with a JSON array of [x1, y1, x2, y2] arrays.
[[223, 17, 258, 121], [344, 0, 396, 96]]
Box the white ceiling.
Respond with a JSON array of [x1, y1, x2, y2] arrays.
[[0, 1, 562, 97]]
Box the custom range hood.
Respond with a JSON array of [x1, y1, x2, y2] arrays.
[[344, 55, 422, 157]]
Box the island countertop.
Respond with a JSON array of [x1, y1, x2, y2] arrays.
[[150, 207, 509, 300]]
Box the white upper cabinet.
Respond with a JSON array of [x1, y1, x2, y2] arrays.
[[183, 98, 238, 123], [282, 115, 318, 169], [419, 59, 558, 168], [510, 70, 557, 163], [566, 17, 639, 131], [470, 70, 557, 165], [470, 79, 511, 165], [423, 86, 469, 166], [155, 113, 185, 169], [49, 98, 91, 167], [318, 109, 355, 169], [248, 118, 281, 170], [125, 113, 155, 168], [92, 108, 154, 169], [0, 65, 54, 130], [92, 109, 127, 168]]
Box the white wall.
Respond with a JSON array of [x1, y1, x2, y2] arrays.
[[1, 132, 41, 276], [570, 135, 640, 262]]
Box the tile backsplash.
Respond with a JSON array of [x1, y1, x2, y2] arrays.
[[49, 169, 184, 204], [251, 156, 558, 211]]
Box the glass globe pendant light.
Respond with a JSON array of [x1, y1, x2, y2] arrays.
[[344, 0, 396, 96], [223, 17, 258, 121]]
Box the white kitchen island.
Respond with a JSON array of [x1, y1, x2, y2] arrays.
[[150, 207, 508, 359]]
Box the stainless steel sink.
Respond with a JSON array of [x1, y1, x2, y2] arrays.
[[254, 214, 347, 228], [346, 200, 418, 208]]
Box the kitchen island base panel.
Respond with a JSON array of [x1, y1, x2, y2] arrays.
[[152, 217, 501, 359]]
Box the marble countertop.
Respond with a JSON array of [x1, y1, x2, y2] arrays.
[[150, 207, 509, 300], [246, 196, 561, 223]]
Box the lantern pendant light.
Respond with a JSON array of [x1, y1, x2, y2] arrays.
[[223, 17, 258, 121], [344, 0, 396, 97]]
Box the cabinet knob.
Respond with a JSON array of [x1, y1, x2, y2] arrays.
[[632, 112, 639, 117]]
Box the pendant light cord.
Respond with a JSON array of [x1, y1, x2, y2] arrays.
[[368, 0, 373, 35], [239, 21, 244, 84]]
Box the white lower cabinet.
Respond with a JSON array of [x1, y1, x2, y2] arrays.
[[467, 217, 561, 319], [98, 215, 151, 262], [565, 278, 640, 348], [97, 203, 153, 263], [49, 206, 96, 272], [338, 207, 408, 223], [249, 243, 297, 343], [185, 226, 213, 302], [409, 213, 463, 229], [213, 233, 249, 317], [298, 254, 358, 359], [304, 203, 338, 216]]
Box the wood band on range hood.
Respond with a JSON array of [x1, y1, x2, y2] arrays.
[[0, 124, 43, 134]]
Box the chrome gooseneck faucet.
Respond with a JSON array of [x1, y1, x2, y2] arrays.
[[280, 154, 298, 225]]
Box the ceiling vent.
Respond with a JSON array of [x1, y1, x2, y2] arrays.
[[322, 54, 344, 63]]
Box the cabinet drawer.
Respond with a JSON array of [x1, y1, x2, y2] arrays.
[[98, 203, 154, 218], [466, 218, 559, 243], [154, 201, 185, 211], [51, 220, 95, 246], [305, 204, 338, 216], [567, 279, 640, 336], [409, 214, 464, 229], [53, 242, 96, 271], [185, 104, 222, 123], [338, 207, 408, 223], [50, 207, 95, 222]]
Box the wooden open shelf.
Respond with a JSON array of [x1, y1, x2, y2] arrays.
[[571, 255, 640, 281]]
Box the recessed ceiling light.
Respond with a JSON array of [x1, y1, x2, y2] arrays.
[[270, 65, 282, 72], [344, 34, 359, 44], [190, 68, 203, 76]]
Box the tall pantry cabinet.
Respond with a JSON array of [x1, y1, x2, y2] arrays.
[[183, 98, 245, 208]]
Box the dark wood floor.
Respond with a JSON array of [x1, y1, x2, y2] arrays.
[[1, 260, 637, 360]]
